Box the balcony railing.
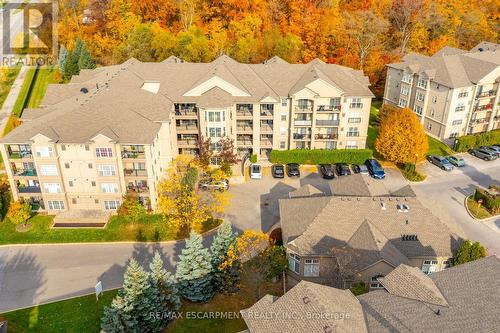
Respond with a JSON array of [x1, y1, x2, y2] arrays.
[[237, 140, 253, 146], [293, 133, 311, 140], [127, 185, 150, 194], [315, 133, 338, 140], [316, 119, 339, 126], [17, 186, 41, 193], [348, 118, 362, 123], [178, 139, 197, 147], [176, 124, 198, 131], [476, 90, 495, 98], [347, 132, 360, 137], [175, 108, 198, 116], [295, 105, 313, 112], [237, 125, 253, 132], [260, 111, 273, 117], [294, 120, 312, 126], [260, 125, 273, 132], [470, 118, 489, 125], [236, 110, 253, 117], [260, 139, 273, 147], [13, 169, 37, 177], [9, 151, 33, 159], [474, 104, 493, 112], [350, 103, 363, 109], [317, 105, 341, 112], [124, 169, 148, 177]]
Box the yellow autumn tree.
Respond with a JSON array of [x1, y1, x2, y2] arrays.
[[375, 107, 428, 164], [156, 157, 229, 236]]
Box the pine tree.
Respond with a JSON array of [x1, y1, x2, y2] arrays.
[[58, 45, 68, 72], [175, 232, 214, 302], [63, 50, 80, 80], [78, 46, 96, 69], [210, 221, 240, 293]]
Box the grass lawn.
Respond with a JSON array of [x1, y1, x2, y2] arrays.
[[0, 214, 220, 245], [0, 290, 118, 333], [466, 197, 494, 220], [427, 135, 454, 156], [0, 67, 21, 109]]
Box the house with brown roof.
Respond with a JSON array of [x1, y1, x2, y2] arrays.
[[1, 55, 373, 215], [278, 175, 460, 289], [242, 256, 500, 333], [383, 41, 500, 145]]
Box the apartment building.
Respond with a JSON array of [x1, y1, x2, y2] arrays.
[[384, 41, 500, 145], [0, 55, 373, 214]]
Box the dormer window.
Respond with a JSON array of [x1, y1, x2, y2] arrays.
[[402, 73, 413, 84], [417, 79, 428, 89]]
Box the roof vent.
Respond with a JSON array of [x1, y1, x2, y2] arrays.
[[397, 204, 410, 212], [80, 87, 89, 94], [478, 47, 484, 52], [381, 202, 386, 210], [302, 296, 311, 304], [323, 326, 333, 333], [401, 234, 418, 241]]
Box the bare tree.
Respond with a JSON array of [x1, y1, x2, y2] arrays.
[[389, 0, 425, 55], [218, 137, 238, 175], [195, 135, 212, 170], [345, 11, 390, 70], [178, 0, 197, 31]]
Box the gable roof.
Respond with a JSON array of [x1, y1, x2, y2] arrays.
[[329, 174, 389, 197], [242, 280, 368, 333], [288, 184, 324, 198]]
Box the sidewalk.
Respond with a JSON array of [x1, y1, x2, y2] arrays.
[[0, 66, 28, 135]]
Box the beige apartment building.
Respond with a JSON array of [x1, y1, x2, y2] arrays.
[[384, 41, 500, 145], [1, 55, 373, 214]]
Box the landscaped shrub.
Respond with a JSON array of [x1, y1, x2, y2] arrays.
[[455, 129, 500, 152], [269, 149, 373, 165], [399, 163, 426, 182], [350, 282, 369, 296], [250, 154, 258, 163], [474, 186, 500, 214]]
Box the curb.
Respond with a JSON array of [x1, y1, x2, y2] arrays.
[[0, 223, 222, 248], [464, 196, 499, 222]]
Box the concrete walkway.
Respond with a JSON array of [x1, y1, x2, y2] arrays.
[[0, 66, 28, 135]]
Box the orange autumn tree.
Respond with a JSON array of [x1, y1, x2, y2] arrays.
[[375, 107, 428, 164]]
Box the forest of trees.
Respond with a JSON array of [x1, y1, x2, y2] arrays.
[[58, 0, 498, 97]]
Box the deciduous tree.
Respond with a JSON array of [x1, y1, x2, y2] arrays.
[[375, 107, 428, 163], [452, 240, 487, 266], [389, 0, 425, 55], [7, 200, 31, 227]]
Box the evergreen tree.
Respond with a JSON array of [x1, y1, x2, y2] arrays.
[[175, 232, 214, 302], [145, 252, 181, 332], [63, 50, 80, 80], [78, 46, 96, 69], [101, 296, 136, 333], [58, 45, 68, 72], [210, 221, 240, 293], [452, 240, 487, 266]]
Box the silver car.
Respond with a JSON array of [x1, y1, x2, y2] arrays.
[[199, 178, 229, 191]]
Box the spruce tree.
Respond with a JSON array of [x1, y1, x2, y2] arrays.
[[145, 252, 181, 332], [175, 232, 214, 302], [78, 46, 96, 69], [210, 220, 240, 293], [63, 50, 79, 80], [58, 45, 68, 72]]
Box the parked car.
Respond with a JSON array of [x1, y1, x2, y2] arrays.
[[469, 148, 498, 161], [199, 178, 229, 191], [335, 163, 351, 176], [446, 155, 466, 167], [286, 163, 300, 177], [427, 155, 454, 171], [364, 159, 385, 179], [250, 164, 262, 179], [481, 146, 500, 156], [352, 164, 369, 174], [319, 164, 336, 179], [271, 164, 285, 178]]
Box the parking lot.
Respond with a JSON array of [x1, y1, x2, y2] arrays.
[[225, 164, 408, 234], [419, 152, 499, 179]]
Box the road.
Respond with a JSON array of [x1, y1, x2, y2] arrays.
[[0, 155, 498, 313]]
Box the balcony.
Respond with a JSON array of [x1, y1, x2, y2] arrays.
[[176, 124, 198, 132], [121, 145, 145, 159], [315, 133, 338, 140], [476, 90, 496, 99], [474, 104, 493, 112], [260, 139, 273, 147], [17, 186, 41, 193], [295, 105, 313, 112], [316, 119, 339, 126], [236, 109, 253, 118], [293, 133, 311, 140], [177, 139, 197, 147], [124, 169, 148, 177], [470, 118, 489, 125], [294, 120, 312, 126], [348, 118, 362, 123], [260, 124, 273, 132], [237, 125, 253, 133], [127, 185, 150, 194], [317, 105, 341, 112], [237, 140, 253, 147], [260, 111, 273, 118], [8, 149, 33, 159], [175, 107, 198, 118], [13, 169, 37, 177]]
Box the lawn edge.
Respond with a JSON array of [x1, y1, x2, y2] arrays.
[[464, 196, 499, 222]]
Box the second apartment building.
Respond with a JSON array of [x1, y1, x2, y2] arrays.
[[1, 55, 373, 214]]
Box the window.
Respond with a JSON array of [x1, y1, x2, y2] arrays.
[[88, 163, 93, 169], [350, 98, 363, 109], [417, 79, 427, 89], [96, 147, 113, 158], [44, 183, 62, 193], [346, 140, 358, 149], [35, 146, 54, 158], [325, 141, 336, 149], [452, 119, 462, 125], [95, 199, 99, 204], [422, 260, 439, 274], [348, 112, 361, 123], [330, 97, 341, 108], [210, 157, 221, 165], [402, 73, 413, 83], [416, 92, 425, 102], [401, 86, 409, 96], [455, 103, 465, 112], [207, 111, 222, 122], [61, 145, 66, 151], [68, 181, 74, 187], [427, 123, 432, 130], [104, 200, 121, 210], [40, 165, 57, 176], [458, 91, 468, 98], [288, 253, 300, 274], [207, 127, 223, 138], [280, 127, 286, 135], [281, 113, 287, 121], [449, 129, 459, 139], [210, 143, 222, 152], [97, 165, 116, 176], [72, 198, 77, 204], [370, 275, 384, 289], [64, 163, 70, 169], [101, 183, 119, 193], [398, 98, 408, 107], [304, 259, 320, 277], [281, 98, 288, 107], [432, 96, 437, 103], [48, 200, 65, 210], [414, 105, 423, 115], [85, 145, 90, 151], [347, 127, 359, 137], [91, 181, 96, 186], [280, 141, 286, 149]]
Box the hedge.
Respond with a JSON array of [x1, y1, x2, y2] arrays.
[[269, 149, 373, 165], [455, 129, 500, 152], [474, 186, 500, 214]]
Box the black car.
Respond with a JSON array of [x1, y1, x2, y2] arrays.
[[286, 163, 300, 177], [271, 164, 285, 178], [319, 164, 336, 179], [335, 163, 351, 176], [352, 164, 369, 174]]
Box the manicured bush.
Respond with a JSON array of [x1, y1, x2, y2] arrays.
[[399, 163, 426, 182], [269, 149, 373, 165], [350, 281, 369, 296], [250, 154, 258, 163], [455, 129, 500, 152], [474, 186, 500, 214]]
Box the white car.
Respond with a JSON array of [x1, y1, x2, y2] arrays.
[[250, 164, 262, 179]]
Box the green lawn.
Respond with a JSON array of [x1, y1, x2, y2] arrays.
[[466, 197, 494, 220], [0, 214, 220, 245], [0, 67, 21, 109], [0, 290, 118, 333], [427, 135, 454, 156]]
